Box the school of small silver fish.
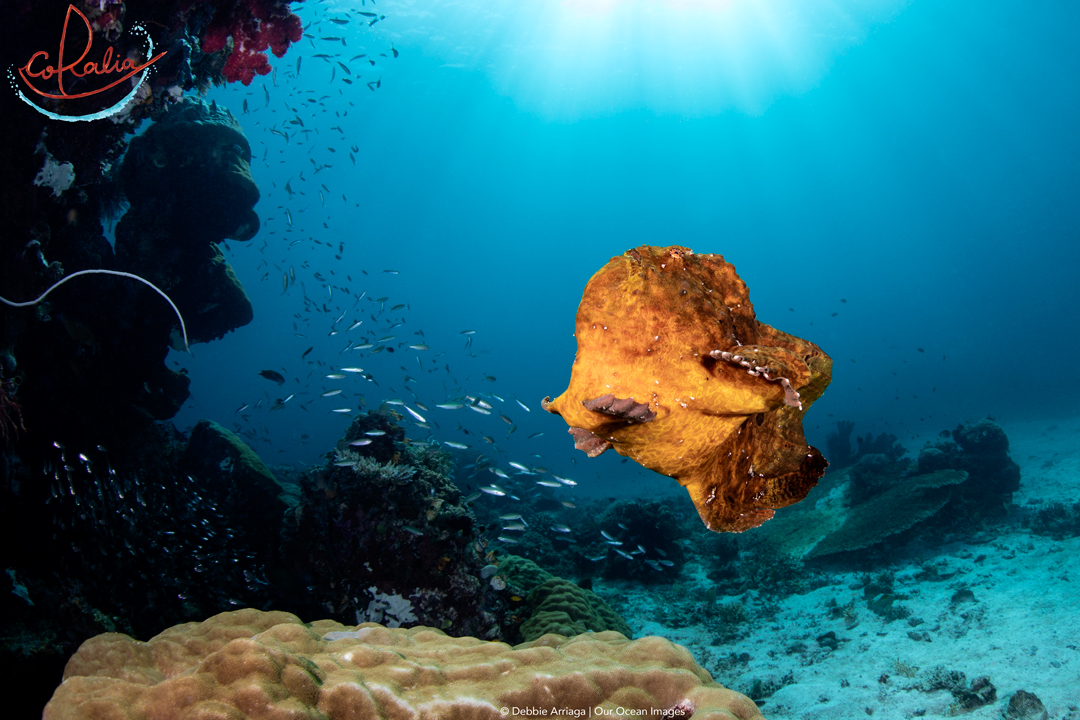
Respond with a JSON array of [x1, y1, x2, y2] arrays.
[[194, 1, 674, 569]]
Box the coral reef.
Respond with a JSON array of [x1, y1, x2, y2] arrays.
[[520, 577, 633, 642], [749, 418, 1023, 560], [280, 411, 498, 639], [806, 469, 969, 559], [916, 418, 1020, 517], [44, 609, 765, 720], [543, 245, 831, 533], [0, 422, 283, 714], [854, 431, 906, 463], [498, 553, 555, 592], [198, 0, 304, 85]]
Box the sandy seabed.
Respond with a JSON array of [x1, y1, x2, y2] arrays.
[[604, 417, 1080, 720]]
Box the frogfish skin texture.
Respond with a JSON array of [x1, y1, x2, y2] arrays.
[[543, 246, 832, 533]]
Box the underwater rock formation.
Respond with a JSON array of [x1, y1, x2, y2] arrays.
[[44, 608, 764, 720], [181, 419, 297, 555], [115, 98, 257, 345], [280, 410, 497, 639], [544, 245, 832, 533]]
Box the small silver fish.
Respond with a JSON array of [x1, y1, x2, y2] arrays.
[[402, 525, 424, 536], [480, 485, 507, 497], [384, 399, 404, 406], [322, 389, 343, 397], [499, 513, 525, 521], [497, 536, 520, 545], [551, 524, 571, 533], [340, 367, 364, 373], [349, 439, 373, 446], [404, 406, 426, 423], [659, 560, 674, 567], [536, 480, 562, 488], [364, 430, 386, 436], [348, 320, 363, 331], [325, 373, 346, 380], [464, 491, 481, 503], [409, 344, 429, 350], [601, 530, 617, 541], [331, 408, 352, 413], [437, 403, 464, 410], [515, 399, 531, 412], [615, 549, 634, 560], [502, 523, 526, 531], [444, 441, 469, 449]]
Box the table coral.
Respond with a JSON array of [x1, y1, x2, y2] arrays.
[[44, 608, 765, 720], [544, 245, 832, 533]]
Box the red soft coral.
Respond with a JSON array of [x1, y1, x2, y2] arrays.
[[199, 0, 303, 85]]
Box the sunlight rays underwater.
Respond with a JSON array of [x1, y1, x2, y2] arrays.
[[391, 0, 913, 119]]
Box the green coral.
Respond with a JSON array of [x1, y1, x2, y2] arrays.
[[519, 578, 632, 642], [498, 554, 554, 594]]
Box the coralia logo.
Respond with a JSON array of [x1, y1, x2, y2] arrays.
[[11, 4, 166, 122]]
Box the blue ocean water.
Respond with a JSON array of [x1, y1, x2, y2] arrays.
[[11, 2, 1080, 716], [171, 0, 1080, 501]]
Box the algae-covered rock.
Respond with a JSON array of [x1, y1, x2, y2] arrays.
[[182, 420, 291, 556], [520, 577, 632, 641], [185, 420, 281, 496]]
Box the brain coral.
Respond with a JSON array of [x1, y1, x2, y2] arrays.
[[44, 608, 764, 720], [521, 577, 634, 642]]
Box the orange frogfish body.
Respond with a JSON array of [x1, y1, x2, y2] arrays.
[[543, 246, 832, 533]]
